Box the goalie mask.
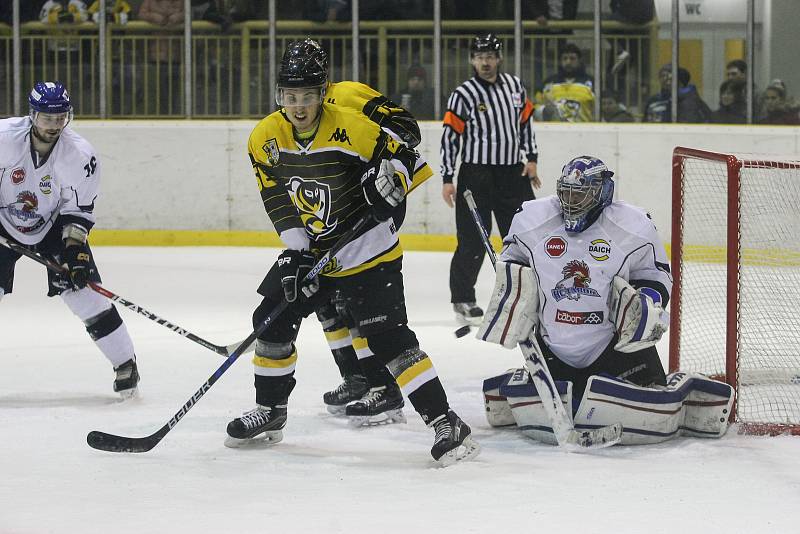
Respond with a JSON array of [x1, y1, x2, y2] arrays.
[[557, 156, 615, 233]]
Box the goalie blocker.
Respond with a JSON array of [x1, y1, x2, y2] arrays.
[[483, 369, 733, 445]]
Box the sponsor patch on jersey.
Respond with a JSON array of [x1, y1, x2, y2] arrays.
[[555, 309, 604, 325], [512, 92, 523, 108], [11, 168, 25, 185], [478, 102, 487, 113], [39, 175, 52, 195], [288, 176, 338, 237], [589, 238, 611, 261], [551, 260, 601, 301], [262, 138, 280, 166], [545, 236, 567, 257], [328, 127, 351, 145]]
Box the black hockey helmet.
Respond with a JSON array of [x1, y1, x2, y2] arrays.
[[278, 38, 328, 88], [470, 33, 502, 56]]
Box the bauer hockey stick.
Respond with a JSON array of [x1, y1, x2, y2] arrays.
[[86, 213, 373, 453], [462, 189, 622, 450], [0, 235, 253, 357]]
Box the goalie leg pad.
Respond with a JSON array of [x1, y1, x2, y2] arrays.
[[482, 369, 520, 427], [477, 261, 538, 349], [572, 372, 734, 445], [497, 369, 573, 446]]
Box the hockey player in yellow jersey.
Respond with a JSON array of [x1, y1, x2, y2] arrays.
[[277, 39, 427, 424], [226, 40, 480, 465]]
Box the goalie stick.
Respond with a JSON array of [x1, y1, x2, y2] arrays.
[[0, 234, 253, 357], [86, 213, 373, 453], [462, 189, 622, 450]]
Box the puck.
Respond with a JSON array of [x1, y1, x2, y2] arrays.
[[454, 325, 472, 338]]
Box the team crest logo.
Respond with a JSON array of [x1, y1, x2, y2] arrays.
[[262, 138, 280, 167], [545, 236, 567, 257], [551, 260, 601, 301], [287, 177, 338, 237], [512, 92, 522, 108], [11, 168, 25, 184], [39, 175, 52, 195], [7, 191, 42, 228], [589, 239, 611, 261]]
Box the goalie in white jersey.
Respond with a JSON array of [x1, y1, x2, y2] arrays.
[[477, 156, 734, 445], [0, 82, 139, 398]]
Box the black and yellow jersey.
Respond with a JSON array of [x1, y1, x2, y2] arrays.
[[248, 103, 427, 277], [326, 80, 421, 148], [535, 73, 595, 122]]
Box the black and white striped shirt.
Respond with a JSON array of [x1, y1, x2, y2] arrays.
[[440, 72, 538, 183]]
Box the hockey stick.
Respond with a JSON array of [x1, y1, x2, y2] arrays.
[[86, 213, 373, 453], [462, 189, 622, 450], [0, 234, 253, 357]]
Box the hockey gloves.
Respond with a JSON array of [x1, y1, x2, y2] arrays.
[[277, 249, 320, 304], [609, 276, 669, 353], [476, 261, 539, 349], [362, 159, 407, 222], [62, 243, 93, 289]]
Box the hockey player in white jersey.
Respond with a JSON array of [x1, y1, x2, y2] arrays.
[[0, 82, 139, 398], [477, 156, 734, 445]]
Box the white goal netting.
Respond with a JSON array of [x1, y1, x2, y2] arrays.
[[673, 148, 800, 432]]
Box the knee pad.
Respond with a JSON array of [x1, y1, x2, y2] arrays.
[[84, 305, 125, 341], [315, 301, 346, 331], [60, 286, 111, 322], [252, 298, 299, 343], [364, 326, 418, 362], [255, 339, 294, 358]]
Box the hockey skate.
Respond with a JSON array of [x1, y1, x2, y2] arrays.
[[453, 302, 484, 326], [225, 404, 287, 448], [430, 410, 481, 466], [323, 374, 369, 415], [345, 384, 406, 427], [113, 359, 139, 399]]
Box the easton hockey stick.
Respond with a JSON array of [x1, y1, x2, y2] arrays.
[[0, 234, 253, 357], [462, 189, 622, 450], [86, 213, 373, 453]]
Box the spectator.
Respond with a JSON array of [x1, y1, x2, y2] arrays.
[[710, 79, 746, 124], [88, 0, 131, 24], [301, 0, 346, 22], [39, 0, 88, 24], [535, 42, 595, 122], [191, 0, 230, 29], [524, 0, 578, 26], [138, 0, 184, 115], [725, 59, 764, 119], [601, 89, 635, 122], [643, 64, 711, 123], [609, 0, 655, 24], [390, 64, 435, 121], [228, 0, 269, 21], [758, 79, 800, 125]]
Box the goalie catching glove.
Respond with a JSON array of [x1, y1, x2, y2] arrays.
[[362, 159, 408, 221], [609, 276, 669, 353], [476, 261, 539, 349]]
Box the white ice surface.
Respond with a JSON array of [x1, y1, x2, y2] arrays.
[[1, 248, 799, 534]]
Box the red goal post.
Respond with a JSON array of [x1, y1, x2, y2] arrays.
[[670, 146, 800, 436]]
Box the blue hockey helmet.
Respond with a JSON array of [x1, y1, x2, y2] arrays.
[[29, 81, 72, 114], [557, 155, 615, 232]]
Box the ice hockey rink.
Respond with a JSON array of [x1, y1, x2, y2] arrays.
[[2, 246, 799, 534]]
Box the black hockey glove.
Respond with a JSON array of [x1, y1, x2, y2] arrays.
[[277, 249, 320, 303], [362, 159, 407, 222], [62, 243, 93, 289]]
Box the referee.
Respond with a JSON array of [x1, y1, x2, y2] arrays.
[[440, 33, 541, 325]]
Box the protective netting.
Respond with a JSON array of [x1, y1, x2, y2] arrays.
[[676, 151, 800, 431]]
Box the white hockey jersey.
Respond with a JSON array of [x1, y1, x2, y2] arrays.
[[499, 195, 672, 368], [0, 117, 98, 245]]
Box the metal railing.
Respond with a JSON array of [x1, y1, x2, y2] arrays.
[[0, 19, 656, 120]]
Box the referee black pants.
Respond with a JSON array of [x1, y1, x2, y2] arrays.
[[450, 162, 535, 304]]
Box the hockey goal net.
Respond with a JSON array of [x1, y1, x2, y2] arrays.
[[670, 146, 800, 435]]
